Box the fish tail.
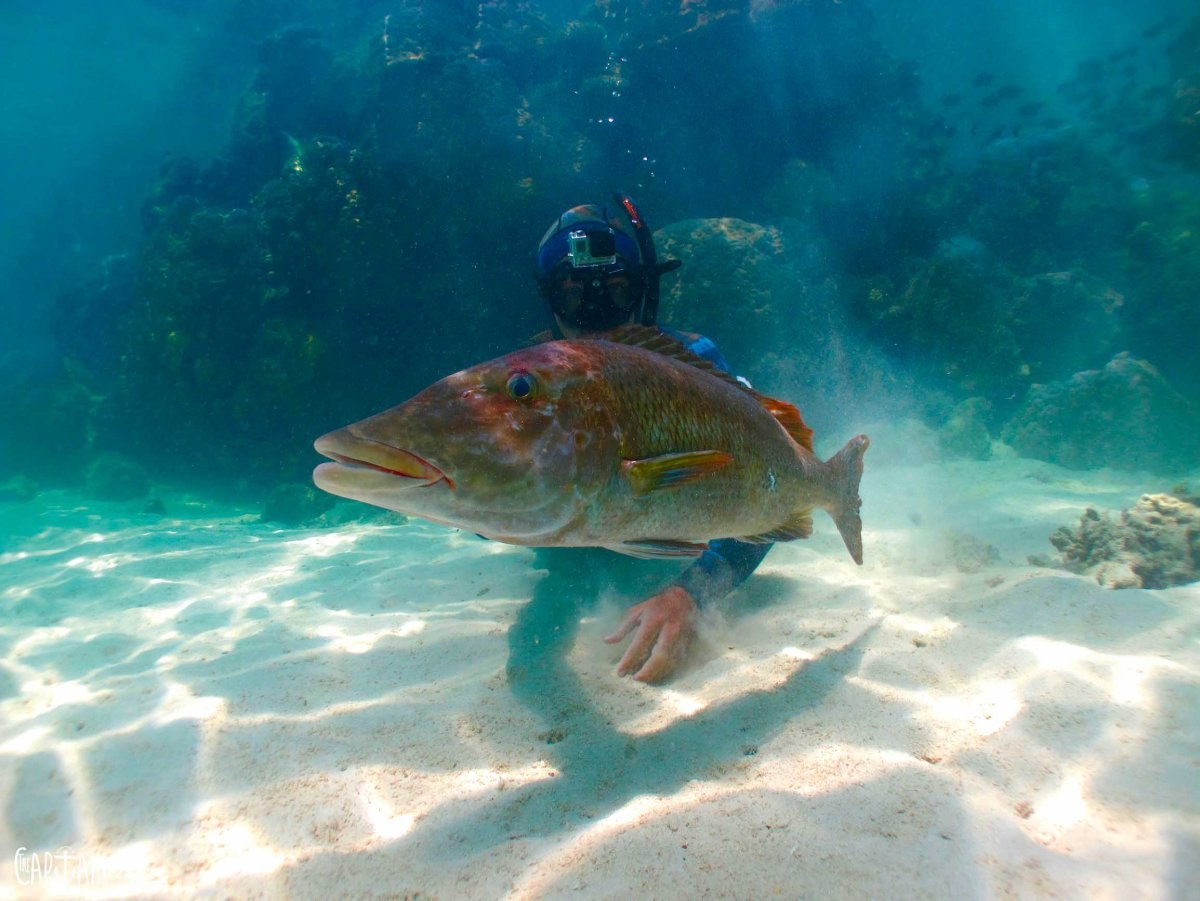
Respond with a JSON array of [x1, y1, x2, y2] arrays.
[[824, 434, 869, 565]]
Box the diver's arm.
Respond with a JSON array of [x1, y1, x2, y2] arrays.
[[672, 539, 773, 608], [604, 540, 772, 682]]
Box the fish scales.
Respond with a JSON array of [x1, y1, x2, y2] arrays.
[[586, 343, 813, 535]]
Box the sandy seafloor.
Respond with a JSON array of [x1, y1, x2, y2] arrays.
[[1, 425, 1197, 899]]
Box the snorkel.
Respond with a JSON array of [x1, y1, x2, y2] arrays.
[[614, 193, 659, 326], [613, 192, 681, 326]]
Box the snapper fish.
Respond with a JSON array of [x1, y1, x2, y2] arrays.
[[313, 327, 869, 562]]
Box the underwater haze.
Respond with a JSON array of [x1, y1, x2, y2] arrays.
[[1, 0, 1198, 897]]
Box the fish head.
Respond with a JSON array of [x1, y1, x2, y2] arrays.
[[313, 343, 619, 541]]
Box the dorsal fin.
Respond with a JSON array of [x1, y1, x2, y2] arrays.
[[594, 325, 814, 452], [755, 396, 814, 451], [601, 324, 696, 358]]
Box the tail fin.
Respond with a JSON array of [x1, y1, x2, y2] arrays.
[[825, 434, 869, 564]]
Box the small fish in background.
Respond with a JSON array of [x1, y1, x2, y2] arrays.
[[1018, 100, 1044, 118], [972, 72, 996, 88], [313, 327, 869, 564]]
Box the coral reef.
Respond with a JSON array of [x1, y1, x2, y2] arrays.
[[958, 129, 1133, 273], [1010, 270, 1123, 384], [1047, 492, 1200, 589], [654, 215, 881, 430], [105, 126, 547, 480], [34, 3, 1200, 494], [1002, 353, 1200, 472], [1119, 180, 1200, 400], [656, 217, 822, 378], [18, 1, 997, 487], [858, 237, 1027, 396], [48, 1, 593, 485], [856, 238, 1122, 402]]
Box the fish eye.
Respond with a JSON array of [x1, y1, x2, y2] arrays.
[[506, 371, 536, 401]]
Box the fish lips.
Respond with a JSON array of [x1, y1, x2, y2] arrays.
[[313, 429, 451, 491]]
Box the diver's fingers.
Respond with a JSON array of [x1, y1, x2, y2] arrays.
[[604, 607, 643, 644], [616, 621, 659, 677], [633, 619, 687, 684]]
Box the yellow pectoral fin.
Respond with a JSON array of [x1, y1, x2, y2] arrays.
[[622, 450, 734, 497]]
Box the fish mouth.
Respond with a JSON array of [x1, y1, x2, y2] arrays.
[[313, 430, 451, 489]]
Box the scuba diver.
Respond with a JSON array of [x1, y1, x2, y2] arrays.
[[509, 193, 772, 686]]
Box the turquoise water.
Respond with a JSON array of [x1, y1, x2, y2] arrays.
[[1, 0, 1197, 895]]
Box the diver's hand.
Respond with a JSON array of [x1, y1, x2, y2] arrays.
[[604, 586, 696, 683]]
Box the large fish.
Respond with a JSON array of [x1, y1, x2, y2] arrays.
[[313, 327, 869, 562]]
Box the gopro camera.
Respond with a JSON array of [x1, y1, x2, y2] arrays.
[[567, 229, 617, 268]]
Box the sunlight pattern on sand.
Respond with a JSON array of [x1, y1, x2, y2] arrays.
[[0, 456, 1197, 896]]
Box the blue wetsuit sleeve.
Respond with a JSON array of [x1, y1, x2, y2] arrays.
[[673, 539, 771, 608]]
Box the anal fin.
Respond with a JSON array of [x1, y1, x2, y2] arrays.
[[607, 539, 710, 559], [739, 509, 814, 544]]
